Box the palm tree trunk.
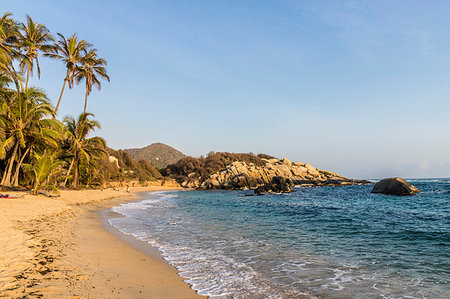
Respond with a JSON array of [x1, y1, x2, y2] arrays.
[[32, 176, 39, 195], [63, 156, 76, 186], [83, 87, 88, 114], [25, 66, 30, 90], [9, 64, 21, 92], [71, 158, 79, 188], [54, 78, 67, 116], [11, 147, 31, 186], [1, 159, 11, 185], [3, 142, 19, 187]]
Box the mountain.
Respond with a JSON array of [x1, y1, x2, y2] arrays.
[[123, 143, 186, 168]]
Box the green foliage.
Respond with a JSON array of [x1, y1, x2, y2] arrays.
[[17, 15, 54, 88], [74, 48, 110, 113], [94, 149, 162, 183], [23, 151, 64, 195], [62, 112, 106, 188]]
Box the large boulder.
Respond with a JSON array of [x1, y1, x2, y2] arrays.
[[371, 177, 420, 196], [254, 176, 293, 195], [281, 158, 292, 165], [304, 163, 320, 176]]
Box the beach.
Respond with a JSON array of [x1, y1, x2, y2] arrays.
[[0, 187, 203, 298]]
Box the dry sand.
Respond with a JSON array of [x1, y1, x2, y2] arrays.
[[0, 187, 204, 298]]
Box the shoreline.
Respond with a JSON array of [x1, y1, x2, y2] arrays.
[[98, 190, 183, 264], [0, 187, 203, 298]]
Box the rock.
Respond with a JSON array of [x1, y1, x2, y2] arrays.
[[304, 163, 320, 176], [282, 158, 292, 165], [371, 178, 420, 196], [291, 166, 308, 177], [266, 158, 280, 164], [254, 186, 268, 195], [232, 175, 248, 188], [273, 165, 293, 177], [201, 159, 369, 190], [108, 156, 119, 168], [254, 176, 293, 195], [246, 176, 259, 188]]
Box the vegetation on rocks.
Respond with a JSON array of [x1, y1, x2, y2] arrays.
[[165, 152, 275, 186]]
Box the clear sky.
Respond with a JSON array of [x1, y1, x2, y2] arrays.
[[3, 0, 450, 179]]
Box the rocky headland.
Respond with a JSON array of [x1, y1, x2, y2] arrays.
[[176, 157, 370, 192]]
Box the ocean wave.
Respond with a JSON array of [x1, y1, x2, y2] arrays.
[[111, 192, 178, 216]]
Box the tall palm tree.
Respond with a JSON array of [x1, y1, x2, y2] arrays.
[[17, 15, 54, 89], [74, 49, 109, 113], [63, 112, 105, 188], [0, 87, 59, 187], [0, 12, 16, 61], [44, 33, 91, 115], [0, 12, 21, 91]]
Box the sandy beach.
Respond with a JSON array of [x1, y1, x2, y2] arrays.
[[0, 187, 203, 298]]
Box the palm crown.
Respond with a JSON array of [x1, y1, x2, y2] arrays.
[[0, 12, 20, 90], [44, 33, 92, 114], [17, 15, 54, 89], [75, 49, 110, 113]]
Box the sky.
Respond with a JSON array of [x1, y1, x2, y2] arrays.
[[3, 0, 450, 179]]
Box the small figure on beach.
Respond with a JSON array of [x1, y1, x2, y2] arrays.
[[0, 194, 20, 199]]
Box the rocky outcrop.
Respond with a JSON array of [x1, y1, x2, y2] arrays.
[[371, 178, 420, 196], [108, 156, 120, 168], [254, 176, 294, 195], [177, 158, 370, 190]]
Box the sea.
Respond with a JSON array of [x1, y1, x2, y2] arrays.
[[108, 179, 449, 298]]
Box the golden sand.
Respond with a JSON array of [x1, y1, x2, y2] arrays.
[[0, 187, 203, 298]]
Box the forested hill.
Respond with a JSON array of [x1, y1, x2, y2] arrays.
[[123, 143, 185, 169]]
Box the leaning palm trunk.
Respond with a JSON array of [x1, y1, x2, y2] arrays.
[[1, 159, 12, 185], [54, 78, 67, 116], [11, 147, 31, 186], [3, 142, 19, 187], [63, 155, 76, 186]]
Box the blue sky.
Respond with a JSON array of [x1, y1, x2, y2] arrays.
[[4, 0, 450, 178]]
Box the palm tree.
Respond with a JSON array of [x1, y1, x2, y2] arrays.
[[62, 112, 106, 188], [44, 33, 91, 115], [23, 151, 64, 195], [74, 49, 109, 113], [17, 15, 54, 89], [0, 12, 21, 91], [0, 87, 59, 187]]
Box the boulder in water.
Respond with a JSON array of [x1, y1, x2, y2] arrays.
[[254, 176, 294, 195], [371, 177, 420, 196]]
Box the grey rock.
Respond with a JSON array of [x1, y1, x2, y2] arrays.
[[371, 177, 420, 196]]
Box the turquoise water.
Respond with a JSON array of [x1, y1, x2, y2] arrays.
[[109, 179, 450, 298]]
